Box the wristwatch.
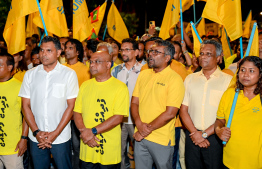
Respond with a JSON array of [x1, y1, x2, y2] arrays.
[[202, 131, 208, 139], [33, 129, 40, 137], [91, 128, 97, 135]]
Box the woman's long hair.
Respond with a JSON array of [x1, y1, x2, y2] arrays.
[[236, 56, 262, 95]]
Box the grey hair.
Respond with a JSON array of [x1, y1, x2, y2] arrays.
[[201, 39, 222, 57], [97, 42, 113, 55]]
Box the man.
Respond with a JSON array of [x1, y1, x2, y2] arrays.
[[131, 40, 185, 169], [19, 36, 79, 169], [0, 53, 28, 169], [74, 51, 129, 169], [96, 42, 117, 70], [64, 38, 91, 169], [59, 37, 70, 64], [31, 47, 41, 67], [180, 39, 232, 169], [136, 41, 146, 65], [111, 38, 142, 169]]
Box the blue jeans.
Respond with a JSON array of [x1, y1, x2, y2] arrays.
[[29, 139, 72, 169]]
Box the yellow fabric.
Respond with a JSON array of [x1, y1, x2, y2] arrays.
[[243, 10, 252, 39], [33, 0, 69, 37], [91, 1, 107, 37], [74, 77, 129, 165], [13, 70, 26, 82], [107, 2, 129, 43], [159, 0, 180, 40], [0, 78, 22, 155], [202, 0, 242, 41], [63, 62, 91, 87], [182, 67, 232, 130], [73, 0, 91, 42], [197, 18, 206, 37], [221, 69, 234, 76], [182, 0, 194, 12], [141, 60, 189, 81], [224, 54, 237, 69], [191, 22, 202, 57], [58, 56, 67, 64], [221, 27, 232, 59], [248, 23, 259, 57], [185, 22, 191, 34], [114, 58, 123, 65], [26, 12, 40, 38], [3, 0, 38, 55], [133, 66, 185, 146], [111, 62, 117, 72], [217, 88, 262, 169]]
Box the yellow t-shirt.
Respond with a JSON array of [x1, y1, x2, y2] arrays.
[[0, 77, 22, 155], [217, 88, 262, 169], [63, 62, 91, 87], [13, 70, 26, 82], [133, 66, 185, 146], [74, 77, 129, 165], [114, 58, 123, 65]]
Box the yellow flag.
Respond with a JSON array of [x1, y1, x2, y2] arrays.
[[26, 12, 40, 38], [33, 0, 68, 37], [191, 22, 202, 57], [197, 0, 207, 1], [224, 54, 237, 69], [243, 10, 252, 39], [91, 1, 107, 36], [3, 0, 39, 55], [107, 2, 129, 43], [182, 0, 194, 12], [197, 18, 205, 38], [202, 0, 242, 41], [185, 22, 191, 34], [73, 0, 91, 42], [159, 0, 180, 40], [221, 27, 232, 59], [248, 24, 259, 57]]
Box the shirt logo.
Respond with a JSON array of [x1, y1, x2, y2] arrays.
[[157, 82, 165, 86], [252, 107, 260, 113]]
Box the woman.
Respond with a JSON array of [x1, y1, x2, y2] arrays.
[[215, 56, 262, 169]]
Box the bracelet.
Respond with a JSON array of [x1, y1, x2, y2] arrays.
[[21, 136, 29, 140], [33, 129, 40, 137], [183, 50, 188, 55]]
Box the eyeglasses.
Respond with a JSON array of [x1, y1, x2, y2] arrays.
[[119, 48, 135, 52], [88, 60, 110, 65], [148, 49, 166, 55]]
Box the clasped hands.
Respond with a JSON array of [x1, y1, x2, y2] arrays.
[[133, 122, 152, 142], [190, 131, 210, 148], [36, 131, 59, 149], [79, 128, 100, 148]]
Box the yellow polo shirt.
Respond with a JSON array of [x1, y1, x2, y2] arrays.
[[182, 67, 232, 130], [217, 88, 262, 169], [133, 66, 185, 146], [0, 78, 22, 155], [13, 70, 26, 82], [63, 62, 91, 87]]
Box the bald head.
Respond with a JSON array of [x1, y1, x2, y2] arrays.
[[89, 51, 112, 77], [92, 51, 111, 61]]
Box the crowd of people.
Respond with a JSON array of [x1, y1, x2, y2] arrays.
[[1, 22, 262, 169]]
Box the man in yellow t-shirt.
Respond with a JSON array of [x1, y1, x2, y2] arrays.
[[64, 38, 91, 169], [0, 53, 28, 169], [74, 51, 129, 168], [132, 40, 185, 169]]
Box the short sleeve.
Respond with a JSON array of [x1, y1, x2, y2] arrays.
[[166, 75, 185, 108], [112, 85, 129, 117], [216, 90, 227, 119], [181, 75, 190, 106], [18, 71, 30, 98], [73, 83, 85, 113], [66, 71, 79, 99], [132, 72, 141, 98]]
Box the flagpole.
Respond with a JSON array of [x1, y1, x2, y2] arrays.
[[224, 28, 233, 56], [193, 0, 196, 23], [179, 0, 184, 41], [38, 33, 45, 47], [195, 17, 202, 26], [190, 21, 202, 43], [102, 24, 107, 41], [240, 37, 243, 59], [245, 22, 257, 57], [36, 0, 48, 36]]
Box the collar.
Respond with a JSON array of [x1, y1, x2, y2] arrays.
[[199, 66, 221, 78], [38, 61, 61, 73], [122, 61, 142, 72], [151, 65, 172, 75]]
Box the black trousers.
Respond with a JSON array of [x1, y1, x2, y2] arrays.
[[81, 161, 121, 169], [185, 130, 223, 169]]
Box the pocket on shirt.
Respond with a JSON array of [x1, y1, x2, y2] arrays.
[[209, 90, 223, 107], [52, 83, 65, 98]]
